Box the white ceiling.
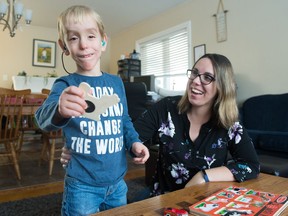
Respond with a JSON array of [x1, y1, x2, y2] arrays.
[[22, 0, 189, 36]]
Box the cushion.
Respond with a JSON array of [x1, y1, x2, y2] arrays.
[[258, 133, 288, 153], [242, 93, 288, 131]]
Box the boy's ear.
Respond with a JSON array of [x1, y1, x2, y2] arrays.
[[58, 40, 69, 55], [101, 34, 108, 51]]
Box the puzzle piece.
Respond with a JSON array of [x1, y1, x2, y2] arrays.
[[79, 82, 120, 121], [198, 203, 219, 212]]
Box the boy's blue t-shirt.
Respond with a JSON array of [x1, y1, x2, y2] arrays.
[[35, 72, 141, 187]]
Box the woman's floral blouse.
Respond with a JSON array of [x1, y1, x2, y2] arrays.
[[134, 96, 260, 196]]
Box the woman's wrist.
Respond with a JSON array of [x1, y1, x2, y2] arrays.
[[201, 169, 210, 182]]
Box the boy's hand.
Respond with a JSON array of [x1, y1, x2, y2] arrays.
[[131, 142, 150, 164], [58, 86, 88, 118]]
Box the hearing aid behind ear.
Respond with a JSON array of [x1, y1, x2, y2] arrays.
[[79, 82, 120, 121], [102, 41, 106, 46]]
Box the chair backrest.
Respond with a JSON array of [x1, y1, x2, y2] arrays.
[[41, 88, 51, 95], [124, 82, 148, 121], [0, 93, 25, 142]]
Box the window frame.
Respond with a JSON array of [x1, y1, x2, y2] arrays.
[[135, 21, 192, 91]]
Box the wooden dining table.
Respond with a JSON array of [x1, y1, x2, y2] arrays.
[[94, 173, 288, 216]]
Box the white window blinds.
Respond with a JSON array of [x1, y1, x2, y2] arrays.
[[136, 21, 191, 91]]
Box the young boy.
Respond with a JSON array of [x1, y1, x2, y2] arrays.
[[35, 5, 149, 215]]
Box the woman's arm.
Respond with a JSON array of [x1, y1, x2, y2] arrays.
[[185, 122, 260, 188], [225, 122, 260, 182], [60, 146, 71, 168], [133, 97, 169, 144], [185, 166, 235, 188]]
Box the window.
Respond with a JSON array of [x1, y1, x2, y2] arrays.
[[136, 21, 191, 91]]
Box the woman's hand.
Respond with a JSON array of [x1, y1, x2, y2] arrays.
[[131, 142, 150, 164], [60, 146, 71, 168]]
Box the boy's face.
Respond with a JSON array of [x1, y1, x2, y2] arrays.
[[64, 16, 106, 75]]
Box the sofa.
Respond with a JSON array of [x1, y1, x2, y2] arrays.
[[241, 93, 288, 177]]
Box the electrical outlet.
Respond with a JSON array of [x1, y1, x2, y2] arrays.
[[3, 74, 8, 81]]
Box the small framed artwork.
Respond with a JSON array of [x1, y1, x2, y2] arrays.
[[32, 39, 56, 68], [194, 44, 206, 63]]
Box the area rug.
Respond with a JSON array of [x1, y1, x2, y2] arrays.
[[0, 177, 147, 216]]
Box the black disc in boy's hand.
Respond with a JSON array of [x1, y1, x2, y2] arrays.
[[85, 100, 96, 113]]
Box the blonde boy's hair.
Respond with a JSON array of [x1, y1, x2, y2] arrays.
[[57, 5, 105, 42]]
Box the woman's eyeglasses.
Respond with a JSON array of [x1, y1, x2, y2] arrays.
[[186, 69, 215, 85]]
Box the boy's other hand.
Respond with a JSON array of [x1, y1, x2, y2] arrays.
[[132, 142, 150, 164]]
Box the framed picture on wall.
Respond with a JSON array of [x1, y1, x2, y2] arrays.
[[193, 44, 206, 63], [32, 39, 56, 68]]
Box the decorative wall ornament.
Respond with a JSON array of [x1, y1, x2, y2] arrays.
[[213, 0, 228, 42]]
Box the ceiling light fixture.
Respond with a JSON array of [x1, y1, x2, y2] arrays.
[[0, 0, 32, 37]]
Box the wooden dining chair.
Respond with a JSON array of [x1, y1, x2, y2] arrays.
[[40, 130, 64, 175], [39, 88, 65, 175], [18, 93, 48, 156], [41, 88, 50, 95], [0, 91, 27, 180], [0, 88, 32, 154]]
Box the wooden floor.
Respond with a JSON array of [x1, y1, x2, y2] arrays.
[[0, 134, 145, 203]]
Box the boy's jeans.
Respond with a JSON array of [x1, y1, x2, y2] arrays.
[[61, 175, 127, 216]]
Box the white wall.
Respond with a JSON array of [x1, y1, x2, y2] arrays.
[[1, 0, 287, 104], [109, 0, 288, 104], [0, 25, 110, 89], [0, 26, 64, 88]]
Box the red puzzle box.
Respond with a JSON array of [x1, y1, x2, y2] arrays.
[[189, 186, 288, 216]]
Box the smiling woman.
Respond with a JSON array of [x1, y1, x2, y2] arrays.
[[130, 53, 260, 199]]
